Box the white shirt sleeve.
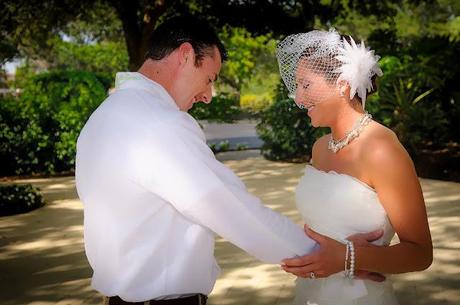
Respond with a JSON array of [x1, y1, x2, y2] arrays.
[[129, 115, 317, 263]]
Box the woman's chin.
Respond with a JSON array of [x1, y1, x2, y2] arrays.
[[307, 111, 319, 127], [309, 116, 325, 128]]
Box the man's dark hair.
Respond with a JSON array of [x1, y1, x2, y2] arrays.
[[145, 15, 227, 66]]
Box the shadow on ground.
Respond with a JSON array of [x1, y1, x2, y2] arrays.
[[0, 154, 459, 305]]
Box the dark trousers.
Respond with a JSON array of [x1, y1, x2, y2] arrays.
[[104, 294, 207, 305]]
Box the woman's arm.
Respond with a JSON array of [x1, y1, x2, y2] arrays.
[[354, 135, 433, 273], [282, 132, 433, 277]]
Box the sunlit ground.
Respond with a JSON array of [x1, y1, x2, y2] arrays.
[[0, 151, 459, 305]]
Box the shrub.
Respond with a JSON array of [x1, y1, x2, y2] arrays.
[[256, 98, 325, 162], [240, 93, 273, 113], [0, 184, 45, 216], [209, 140, 231, 153], [189, 93, 241, 122], [368, 56, 449, 152], [0, 96, 51, 176], [0, 70, 108, 176], [236, 143, 249, 150], [22, 70, 108, 168]]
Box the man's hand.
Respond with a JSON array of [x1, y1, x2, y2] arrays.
[[347, 229, 384, 247]]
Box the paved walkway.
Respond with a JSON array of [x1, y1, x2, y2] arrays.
[[200, 120, 264, 150], [1, 151, 459, 305]]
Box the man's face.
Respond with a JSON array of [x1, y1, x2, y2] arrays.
[[179, 47, 222, 111]]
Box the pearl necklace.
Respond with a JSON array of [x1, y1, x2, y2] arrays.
[[328, 112, 373, 153]]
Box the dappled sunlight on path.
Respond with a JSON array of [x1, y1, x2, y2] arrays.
[[392, 179, 460, 305], [0, 177, 97, 305], [0, 155, 459, 305]]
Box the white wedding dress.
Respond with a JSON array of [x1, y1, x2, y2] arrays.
[[294, 165, 399, 305]]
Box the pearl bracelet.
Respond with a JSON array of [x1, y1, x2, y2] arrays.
[[349, 241, 355, 279], [344, 240, 349, 275], [344, 240, 355, 279]]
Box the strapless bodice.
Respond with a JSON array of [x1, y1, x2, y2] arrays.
[[293, 165, 399, 305], [296, 165, 395, 245]]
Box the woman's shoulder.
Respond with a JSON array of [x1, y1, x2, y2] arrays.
[[362, 121, 413, 171], [364, 121, 401, 151]]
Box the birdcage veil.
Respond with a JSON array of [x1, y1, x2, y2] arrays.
[[276, 29, 383, 109]]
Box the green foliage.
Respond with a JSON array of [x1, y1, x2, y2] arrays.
[[368, 53, 452, 151], [0, 184, 45, 216], [2, 0, 458, 173], [0, 70, 107, 176], [0, 69, 8, 88], [209, 140, 231, 153], [0, 0, 96, 62], [239, 93, 273, 112], [239, 70, 280, 113], [0, 38, 17, 65], [219, 140, 230, 151], [0, 96, 48, 176], [332, 8, 391, 40], [60, 0, 125, 44], [22, 70, 107, 170], [323, 1, 460, 154], [189, 94, 241, 122], [392, 0, 460, 42], [332, 0, 460, 43], [216, 27, 280, 115], [48, 39, 129, 79], [256, 98, 325, 162], [236, 143, 249, 150], [11, 60, 36, 88], [218, 27, 278, 93]]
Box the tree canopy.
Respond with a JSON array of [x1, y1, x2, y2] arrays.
[[1, 0, 338, 69]]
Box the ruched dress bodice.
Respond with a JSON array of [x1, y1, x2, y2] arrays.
[[294, 165, 399, 305]]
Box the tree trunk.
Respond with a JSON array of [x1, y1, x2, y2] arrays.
[[109, 0, 167, 71]]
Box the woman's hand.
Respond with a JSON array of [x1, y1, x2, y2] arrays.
[[281, 225, 346, 278], [281, 226, 387, 281]]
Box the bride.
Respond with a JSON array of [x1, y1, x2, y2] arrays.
[[276, 30, 433, 304]]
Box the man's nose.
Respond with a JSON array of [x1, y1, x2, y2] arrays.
[[197, 87, 213, 104]]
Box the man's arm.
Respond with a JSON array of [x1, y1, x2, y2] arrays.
[[131, 117, 316, 263]]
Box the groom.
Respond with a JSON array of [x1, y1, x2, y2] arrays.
[[76, 15, 383, 305]]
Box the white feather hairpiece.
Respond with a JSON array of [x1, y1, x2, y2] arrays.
[[335, 36, 383, 109]]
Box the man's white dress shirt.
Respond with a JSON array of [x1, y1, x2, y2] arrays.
[[76, 72, 316, 302]]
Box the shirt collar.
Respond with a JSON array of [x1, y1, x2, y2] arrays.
[[114, 72, 179, 111]]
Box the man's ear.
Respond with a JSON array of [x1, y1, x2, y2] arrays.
[[178, 42, 194, 66]]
